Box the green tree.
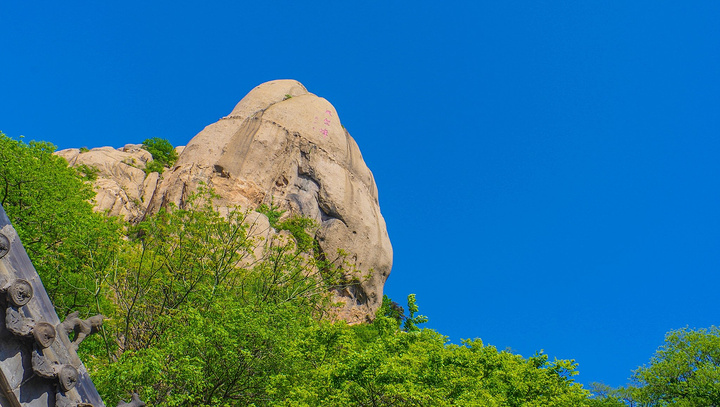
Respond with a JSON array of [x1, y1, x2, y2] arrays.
[[587, 383, 632, 406], [89, 187, 350, 405], [143, 159, 165, 175], [291, 323, 590, 406], [274, 294, 590, 406], [377, 294, 405, 325], [631, 326, 720, 406], [0, 132, 122, 315], [257, 198, 317, 253]]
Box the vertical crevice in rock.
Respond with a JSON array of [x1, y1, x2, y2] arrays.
[[216, 111, 265, 178]]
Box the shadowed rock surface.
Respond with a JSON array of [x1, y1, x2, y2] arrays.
[[56, 80, 393, 323]]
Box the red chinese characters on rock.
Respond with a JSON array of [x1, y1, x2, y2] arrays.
[[312, 109, 333, 138]]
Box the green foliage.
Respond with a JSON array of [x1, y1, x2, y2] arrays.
[[105, 188, 256, 351], [257, 199, 317, 253], [588, 326, 720, 406], [256, 198, 285, 228], [94, 300, 322, 406], [403, 293, 428, 332], [141, 137, 178, 170], [284, 94, 293, 100], [0, 132, 122, 315], [79, 146, 90, 153], [143, 159, 165, 175], [76, 163, 100, 181], [276, 215, 318, 253], [86, 187, 349, 405], [586, 383, 632, 406], [631, 326, 720, 406], [307, 326, 589, 406], [377, 294, 405, 325]]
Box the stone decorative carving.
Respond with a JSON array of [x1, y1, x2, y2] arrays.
[[32, 347, 59, 379], [54, 390, 75, 407], [33, 321, 57, 348], [58, 365, 79, 392], [5, 305, 35, 336], [0, 203, 107, 405], [0, 231, 9, 258], [116, 393, 145, 407], [5, 278, 34, 306], [32, 351, 90, 406], [2, 278, 38, 337], [58, 311, 106, 351], [56, 389, 94, 407]]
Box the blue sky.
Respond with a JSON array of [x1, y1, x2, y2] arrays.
[[2, 2, 719, 388]]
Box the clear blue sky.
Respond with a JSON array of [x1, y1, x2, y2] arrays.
[[2, 2, 719, 388]]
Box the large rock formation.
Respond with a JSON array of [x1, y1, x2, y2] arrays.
[[56, 80, 392, 323]]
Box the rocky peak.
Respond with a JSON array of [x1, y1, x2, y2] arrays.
[[56, 80, 393, 323]]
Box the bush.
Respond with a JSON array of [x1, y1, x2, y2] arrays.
[[276, 216, 317, 253], [141, 137, 178, 168], [143, 159, 165, 175], [257, 198, 285, 228], [75, 163, 100, 181]]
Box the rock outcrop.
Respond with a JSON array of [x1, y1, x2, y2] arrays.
[[56, 80, 392, 323], [55, 144, 160, 223]]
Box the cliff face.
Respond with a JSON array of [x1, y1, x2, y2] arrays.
[[56, 80, 392, 323]]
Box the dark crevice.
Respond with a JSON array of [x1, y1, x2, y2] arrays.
[[213, 164, 229, 178]]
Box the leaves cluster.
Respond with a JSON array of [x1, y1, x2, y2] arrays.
[[256, 199, 285, 228], [86, 186, 354, 405], [257, 199, 318, 253], [141, 137, 178, 174]]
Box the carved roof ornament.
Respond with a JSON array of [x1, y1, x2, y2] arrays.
[[58, 312, 106, 351], [6, 279, 33, 307], [0, 232, 9, 259], [0, 203, 140, 406], [33, 322, 57, 349], [116, 394, 145, 407], [57, 365, 79, 392]]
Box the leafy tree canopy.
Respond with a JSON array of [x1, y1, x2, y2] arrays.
[[0, 132, 122, 314], [632, 326, 720, 406], [589, 326, 720, 407]]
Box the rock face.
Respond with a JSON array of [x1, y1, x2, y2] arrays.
[[56, 80, 393, 323], [55, 144, 160, 224]]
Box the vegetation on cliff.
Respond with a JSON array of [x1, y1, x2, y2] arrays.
[[142, 137, 179, 174], [1, 132, 718, 406]]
